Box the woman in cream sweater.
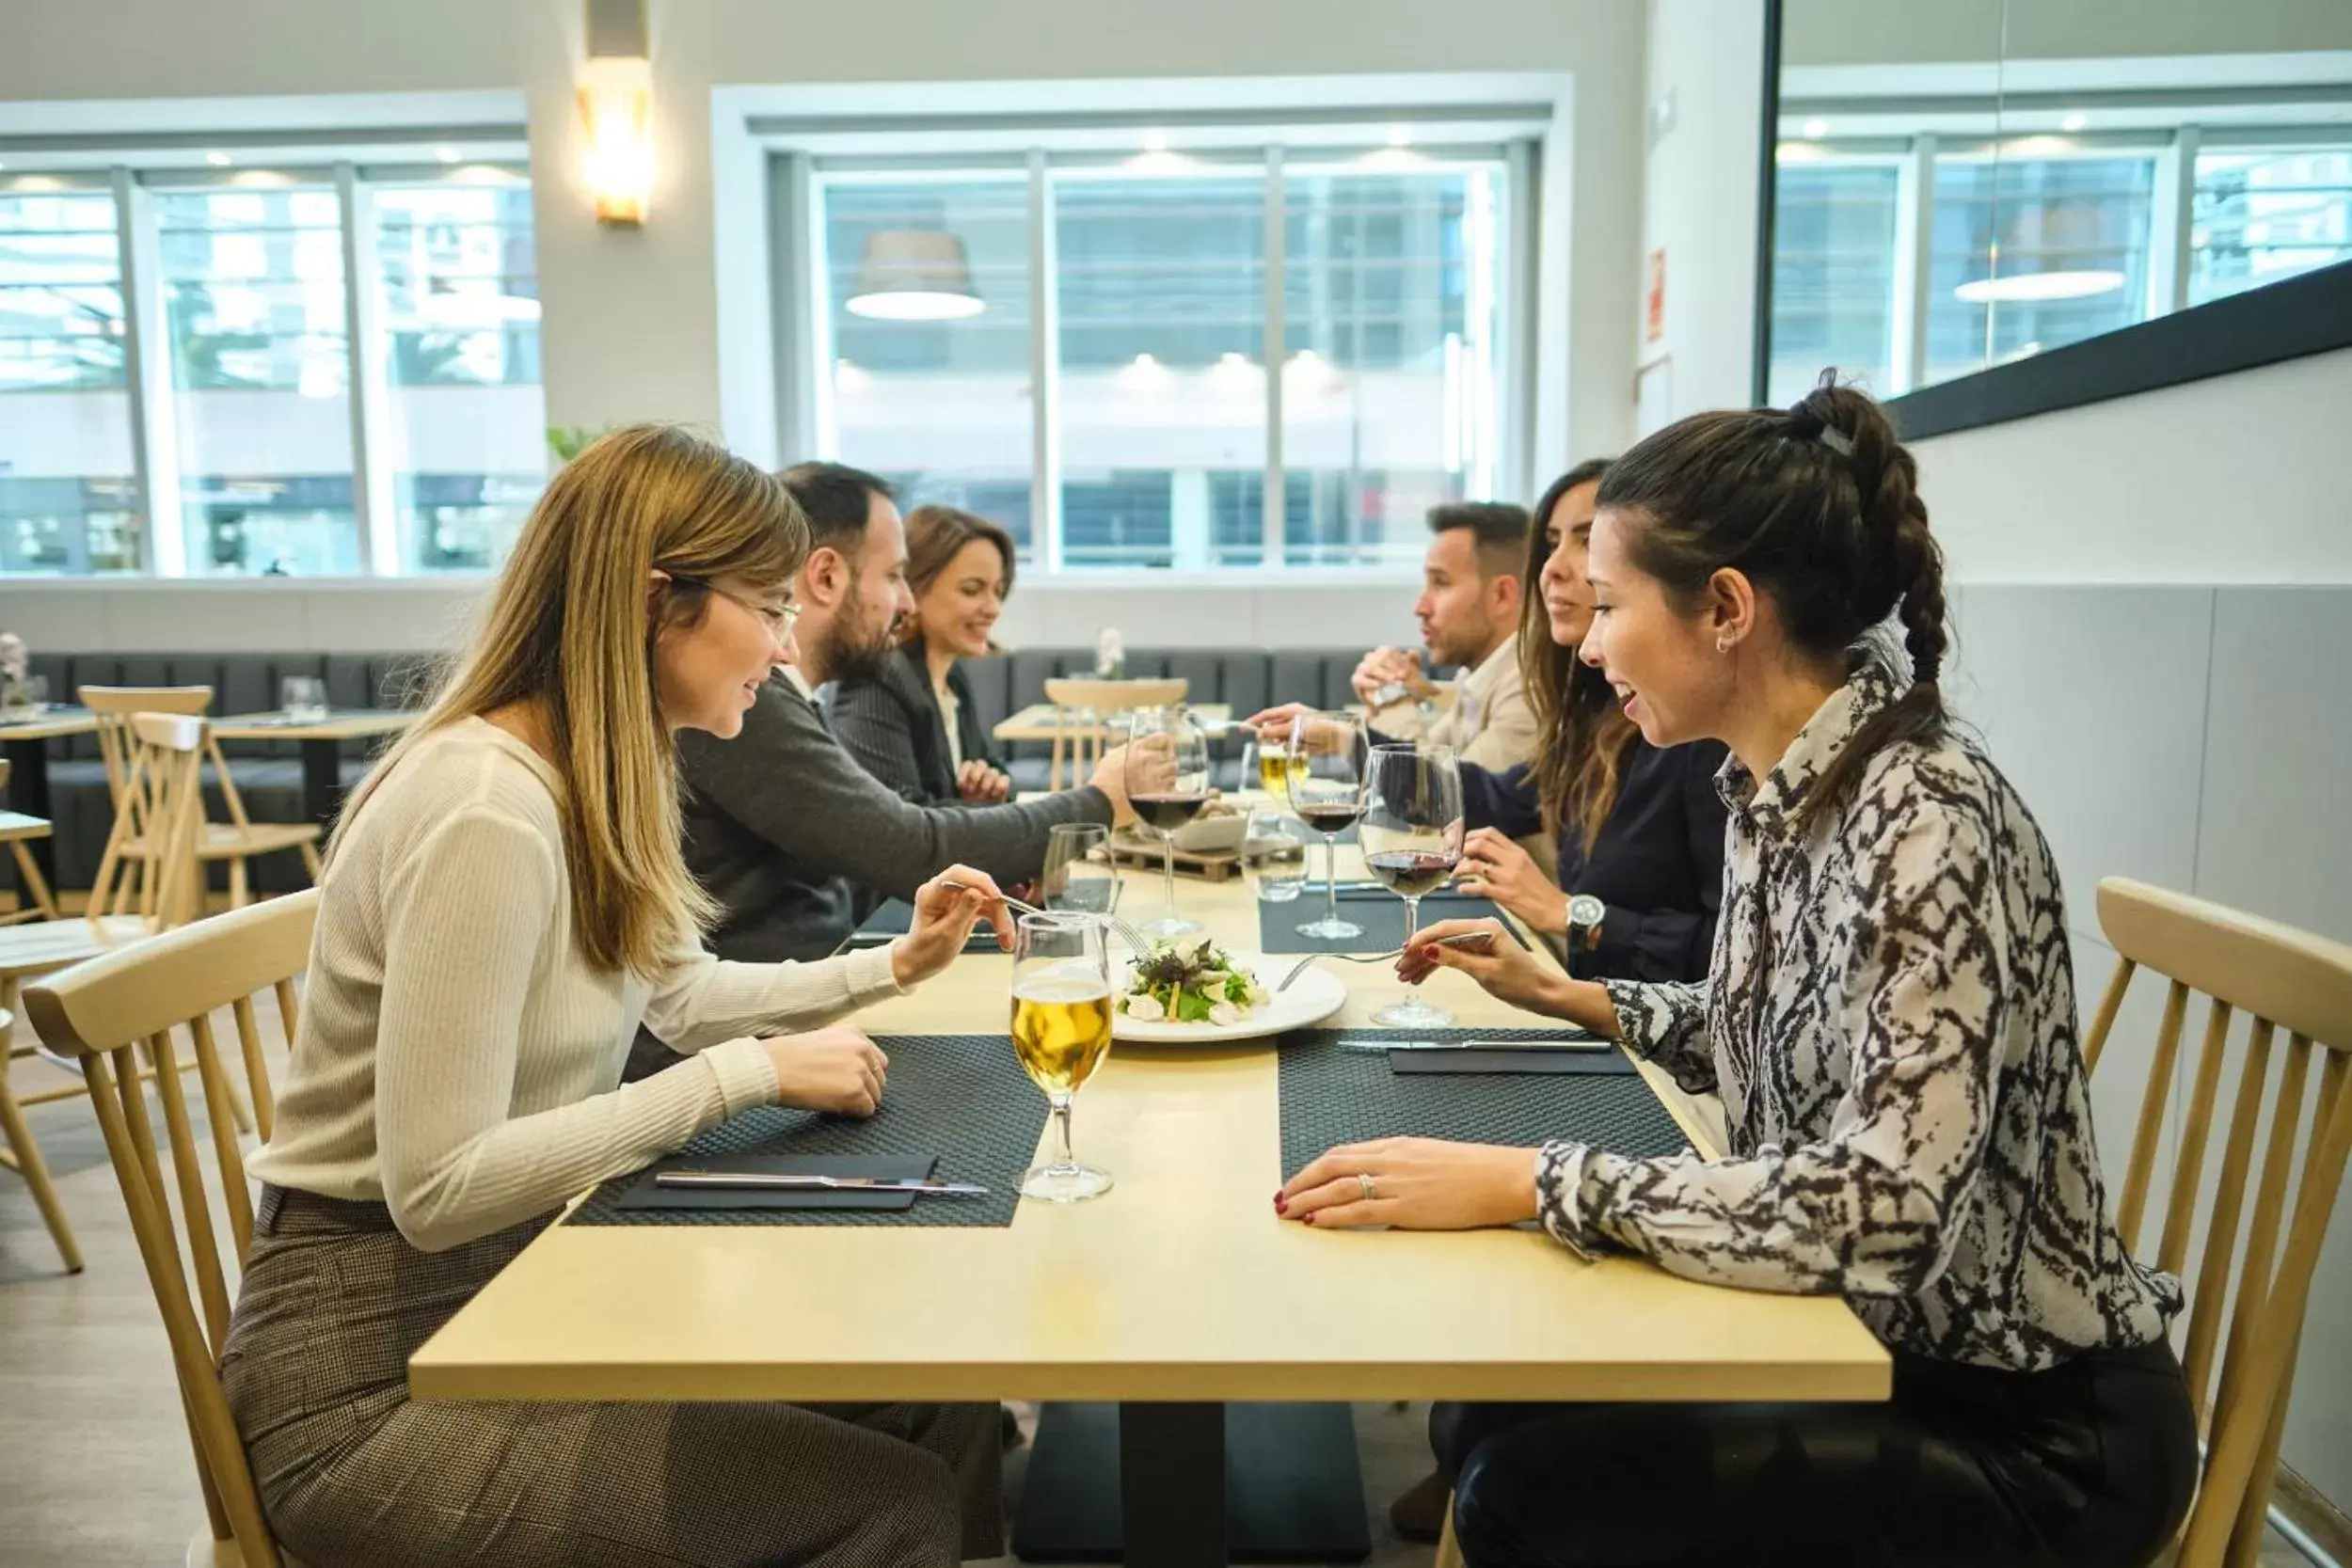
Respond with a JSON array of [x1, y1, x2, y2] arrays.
[[225, 425, 1013, 1566]]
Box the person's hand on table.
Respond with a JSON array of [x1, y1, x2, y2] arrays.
[[892, 863, 1014, 986], [1456, 828, 1569, 938], [761, 1026, 888, 1118], [957, 759, 1012, 803], [1276, 1136, 1538, 1229]]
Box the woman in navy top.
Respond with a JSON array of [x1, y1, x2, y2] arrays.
[[1453, 461, 1727, 983]]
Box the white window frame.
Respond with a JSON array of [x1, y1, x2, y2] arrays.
[[0, 134, 533, 578]]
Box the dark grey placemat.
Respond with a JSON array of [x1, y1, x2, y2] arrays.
[[1277, 1027, 1690, 1179], [570, 1034, 1047, 1228], [1258, 891, 1529, 955]]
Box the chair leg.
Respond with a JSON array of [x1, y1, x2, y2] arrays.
[[1435, 1489, 1466, 1568], [299, 840, 322, 880], [228, 854, 248, 911], [8, 842, 58, 920], [0, 978, 84, 1274]]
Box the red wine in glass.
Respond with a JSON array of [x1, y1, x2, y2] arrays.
[[1294, 800, 1364, 834], [1131, 793, 1211, 832], [1364, 848, 1457, 899]]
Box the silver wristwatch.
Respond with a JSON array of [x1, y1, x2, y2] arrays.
[[1565, 894, 1606, 955]]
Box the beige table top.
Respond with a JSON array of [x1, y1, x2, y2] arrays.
[[0, 707, 99, 742], [994, 702, 1234, 743], [212, 708, 420, 743], [410, 846, 1887, 1407]]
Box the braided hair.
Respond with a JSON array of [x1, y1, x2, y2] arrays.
[[1593, 370, 1949, 825]]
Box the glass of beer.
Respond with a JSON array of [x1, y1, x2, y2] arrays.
[[1243, 736, 1304, 807], [1010, 911, 1116, 1202]]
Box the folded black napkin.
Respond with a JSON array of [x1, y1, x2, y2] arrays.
[[612, 1153, 939, 1212]]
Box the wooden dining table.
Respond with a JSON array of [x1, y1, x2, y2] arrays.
[[212, 708, 419, 828], [0, 707, 99, 891], [410, 820, 1887, 1566]]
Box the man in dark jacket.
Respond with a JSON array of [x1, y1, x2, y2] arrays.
[[675, 462, 1144, 962]]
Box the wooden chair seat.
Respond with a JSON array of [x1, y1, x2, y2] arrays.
[[29, 892, 316, 1568], [110, 821, 324, 862], [0, 913, 156, 975]]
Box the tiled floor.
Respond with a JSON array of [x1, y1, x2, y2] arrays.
[[0, 1026, 2324, 1566]]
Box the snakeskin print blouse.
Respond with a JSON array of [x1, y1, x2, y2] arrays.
[[1535, 654, 2181, 1371]]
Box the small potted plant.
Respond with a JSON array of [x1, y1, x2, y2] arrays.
[[1094, 626, 1126, 681], [0, 633, 36, 718]]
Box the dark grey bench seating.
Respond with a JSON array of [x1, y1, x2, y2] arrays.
[[8, 646, 1382, 894]]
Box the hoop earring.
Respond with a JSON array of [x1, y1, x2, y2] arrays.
[[1715, 636, 1733, 654]]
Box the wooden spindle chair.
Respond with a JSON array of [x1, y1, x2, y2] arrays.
[[24, 889, 318, 1568], [83, 686, 322, 917], [2079, 878, 2352, 1566], [0, 757, 63, 924], [0, 713, 227, 1272], [1040, 676, 1187, 790]]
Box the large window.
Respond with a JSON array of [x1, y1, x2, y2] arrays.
[[159, 183, 358, 575], [809, 148, 1515, 574], [0, 163, 544, 578], [824, 175, 1035, 553], [373, 174, 547, 571], [0, 185, 140, 573], [1771, 129, 2349, 398], [2191, 148, 2352, 307], [1767, 160, 1900, 404]]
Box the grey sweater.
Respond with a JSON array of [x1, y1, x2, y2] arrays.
[[678, 675, 1114, 962]]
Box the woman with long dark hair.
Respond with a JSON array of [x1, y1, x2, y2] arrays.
[[1280, 383, 2194, 1567], [1451, 459, 1726, 981]]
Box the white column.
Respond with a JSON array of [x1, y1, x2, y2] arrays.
[[338, 163, 399, 576], [114, 168, 184, 577]]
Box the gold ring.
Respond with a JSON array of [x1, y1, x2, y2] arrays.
[[1357, 1172, 1377, 1202]]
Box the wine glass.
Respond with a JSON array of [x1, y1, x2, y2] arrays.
[[1242, 808, 1310, 904], [1289, 710, 1367, 941], [1042, 822, 1120, 915], [1009, 912, 1115, 1203], [1123, 705, 1211, 940], [1362, 743, 1467, 1028]]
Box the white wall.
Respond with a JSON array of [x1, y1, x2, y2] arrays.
[[1783, 0, 2352, 68], [1915, 346, 2352, 585], [1635, 0, 1765, 422]]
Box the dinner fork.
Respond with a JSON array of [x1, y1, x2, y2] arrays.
[[940, 879, 1153, 958], [1277, 930, 1498, 992]]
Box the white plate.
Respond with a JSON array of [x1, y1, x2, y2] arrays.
[[1110, 949, 1345, 1045]]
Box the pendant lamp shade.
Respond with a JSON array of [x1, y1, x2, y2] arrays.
[[845, 230, 986, 321]]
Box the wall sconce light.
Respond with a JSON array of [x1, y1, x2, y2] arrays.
[[580, 53, 653, 227]]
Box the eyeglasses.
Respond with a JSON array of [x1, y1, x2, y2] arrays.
[[669, 574, 802, 638]]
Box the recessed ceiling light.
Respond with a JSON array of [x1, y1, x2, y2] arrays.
[[206, 151, 232, 167], [2060, 113, 2089, 133], [1388, 126, 1411, 149], [437, 145, 462, 164], [1803, 119, 1829, 139], [1143, 131, 1169, 153], [1954, 269, 2125, 304]]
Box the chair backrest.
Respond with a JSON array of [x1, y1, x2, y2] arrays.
[[24, 888, 318, 1568], [1042, 677, 1188, 714], [1041, 679, 1190, 784], [81, 683, 214, 800], [91, 711, 210, 928], [2083, 877, 2352, 1568]]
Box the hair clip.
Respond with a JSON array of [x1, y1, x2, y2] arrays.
[[1818, 427, 1855, 456]]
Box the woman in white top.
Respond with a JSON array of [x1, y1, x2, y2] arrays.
[[224, 425, 1014, 1567]]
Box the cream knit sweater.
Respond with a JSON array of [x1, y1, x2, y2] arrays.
[[247, 717, 905, 1252]]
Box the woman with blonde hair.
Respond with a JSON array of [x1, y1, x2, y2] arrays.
[[223, 425, 1012, 1566], [830, 501, 1019, 805]]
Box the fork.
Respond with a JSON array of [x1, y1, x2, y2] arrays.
[[940, 879, 1154, 958], [1277, 931, 1497, 992]]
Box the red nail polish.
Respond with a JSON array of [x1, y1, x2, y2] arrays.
[[1274, 1194, 1288, 1213], [1303, 1213, 1318, 1226]]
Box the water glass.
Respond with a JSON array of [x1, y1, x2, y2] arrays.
[[1042, 822, 1120, 915], [1242, 810, 1310, 903], [280, 675, 328, 723]]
